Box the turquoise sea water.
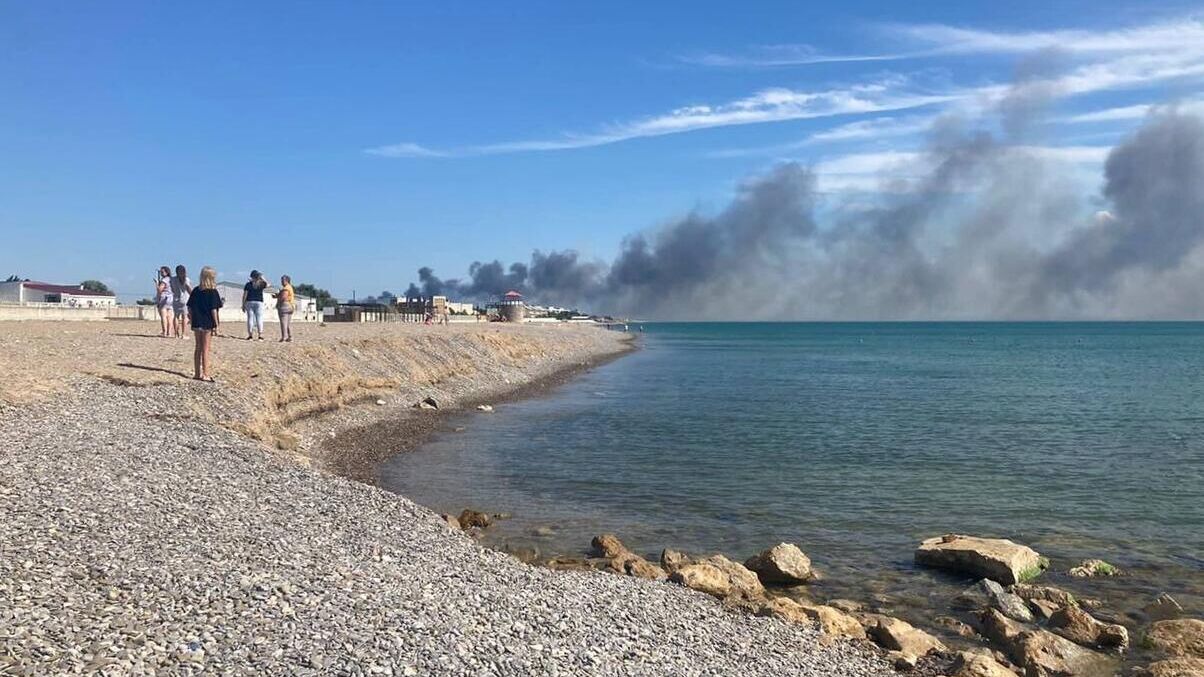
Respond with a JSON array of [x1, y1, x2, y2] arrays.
[[381, 323, 1204, 628]]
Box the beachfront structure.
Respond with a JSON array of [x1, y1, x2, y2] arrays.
[[0, 280, 117, 307], [498, 290, 525, 323]]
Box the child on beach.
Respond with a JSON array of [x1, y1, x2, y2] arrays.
[[242, 270, 268, 341], [155, 265, 174, 338], [186, 266, 223, 382], [170, 265, 192, 339], [276, 274, 295, 342]]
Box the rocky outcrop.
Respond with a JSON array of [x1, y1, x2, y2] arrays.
[[934, 615, 977, 638], [698, 555, 765, 600], [743, 543, 814, 585], [590, 533, 629, 559], [915, 534, 1045, 585], [1134, 657, 1204, 677], [1011, 584, 1077, 609], [669, 563, 731, 598], [588, 534, 665, 581], [949, 650, 1020, 677], [864, 615, 946, 659], [796, 603, 866, 640], [1145, 619, 1204, 659], [979, 609, 1114, 677], [660, 548, 689, 574], [755, 597, 813, 626], [1047, 604, 1129, 652], [954, 579, 1033, 622], [457, 509, 493, 529], [1067, 558, 1120, 577], [439, 513, 461, 530], [1144, 593, 1184, 623], [624, 557, 666, 580]]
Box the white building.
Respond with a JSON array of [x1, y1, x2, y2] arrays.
[[0, 280, 117, 307]]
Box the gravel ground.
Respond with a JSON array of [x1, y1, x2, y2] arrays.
[[0, 375, 896, 676]]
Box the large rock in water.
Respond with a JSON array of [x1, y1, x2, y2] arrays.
[[1145, 619, 1204, 658], [744, 543, 813, 584], [915, 534, 1045, 585], [955, 579, 1034, 622], [980, 609, 1115, 677], [1047, 604, 1129, 652], [1135, 657, 1204, 677]]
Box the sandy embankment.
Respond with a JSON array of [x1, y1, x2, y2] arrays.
[[0, 320, 895, 675], [0, 320, 632, 478]]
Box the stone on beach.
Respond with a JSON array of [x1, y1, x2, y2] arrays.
[[1144, 619, 1204, 659], [797, 604, 867, 640], [949, 650, 1021, 677], [1047, 604, 1129, 652], [439, 513, 461, 530], [660, 548, 690, 574], [756, 597, 815, 626], [1144, 593, 1184, 622], [670, 563, 732, 598], [979, 609, 1114, 677], [457, 509, 493, 529], [863, 614, 946, 659], [590, 533, 630, 559], [915, 534, 1045, 585], [744, 543, 814, 585], [1134, 657, 1204, 677], [954, 579, 1034, 623]]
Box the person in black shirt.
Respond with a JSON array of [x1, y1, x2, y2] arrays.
[[186, 266, 223, 382], [242, 270, 268, 340]]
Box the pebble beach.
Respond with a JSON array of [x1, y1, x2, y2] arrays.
[[0, 321, 894, 676]]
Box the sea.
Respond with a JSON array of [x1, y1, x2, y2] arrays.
[[380, 322, 1203, 641]]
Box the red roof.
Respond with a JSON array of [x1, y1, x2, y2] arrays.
[[503, 290, 523, 300], [23, 282, 115, 297]]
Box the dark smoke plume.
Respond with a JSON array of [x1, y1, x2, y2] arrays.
[[406, 109, 1204, 320]]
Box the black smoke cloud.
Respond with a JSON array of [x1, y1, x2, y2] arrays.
[[406, 109, 1204, 320]]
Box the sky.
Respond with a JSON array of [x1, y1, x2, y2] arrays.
[[2, 1, 1204, 315]]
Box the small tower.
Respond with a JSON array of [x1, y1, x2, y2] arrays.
[[498, 290, 525, 322]]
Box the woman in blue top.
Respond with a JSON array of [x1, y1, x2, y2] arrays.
[[242, 270, 268, 341]]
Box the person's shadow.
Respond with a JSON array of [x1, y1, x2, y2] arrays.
[[116, 362, 192, 380]]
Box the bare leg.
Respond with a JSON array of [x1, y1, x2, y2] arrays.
[[193, 330, 204, 378], [199, 330, 213, 379]]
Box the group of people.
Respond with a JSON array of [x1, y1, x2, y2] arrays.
[[154, 266, 297, 382]]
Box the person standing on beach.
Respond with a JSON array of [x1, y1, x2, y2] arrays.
[[186, 266, 223, 381], [242, 270, 267, 341], [155, 265, 174, 338], [170, 265, 192, 339], [276, 274, 295, 342]]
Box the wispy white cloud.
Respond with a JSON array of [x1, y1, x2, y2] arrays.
[[367, 17, 1204, 159], [892, 19, 1204, 56], [708, 115, 938, 158], [678, 44, 903, 68], [365, 80, 954, 158], [363, 142, 448, 158]]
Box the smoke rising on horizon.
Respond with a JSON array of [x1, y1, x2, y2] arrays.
[[406, 109, 1204, 320]]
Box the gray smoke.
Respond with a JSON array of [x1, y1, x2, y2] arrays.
[[406, 109, 1204, 320]]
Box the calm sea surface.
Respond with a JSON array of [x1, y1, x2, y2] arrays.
[[381, 322, 1204, 627]]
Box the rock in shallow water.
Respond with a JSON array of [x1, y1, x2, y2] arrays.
[[1047, 604, 1129, 652], [1145, 619, 1204, 659], [915, 534, 1045, 585], [744, 543, 814, 585]]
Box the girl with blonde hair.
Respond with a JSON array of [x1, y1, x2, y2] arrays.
[[185, 266, 223, 381]]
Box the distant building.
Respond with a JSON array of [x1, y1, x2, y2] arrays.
[[498, 290, 525, 322], [0, 280, 117, 307]]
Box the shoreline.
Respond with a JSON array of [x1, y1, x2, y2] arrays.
[[2, 321, 901, 675], [320, 337, 637, 484]]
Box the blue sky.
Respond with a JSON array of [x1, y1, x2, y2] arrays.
[[2, 1, 1203, 303]]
